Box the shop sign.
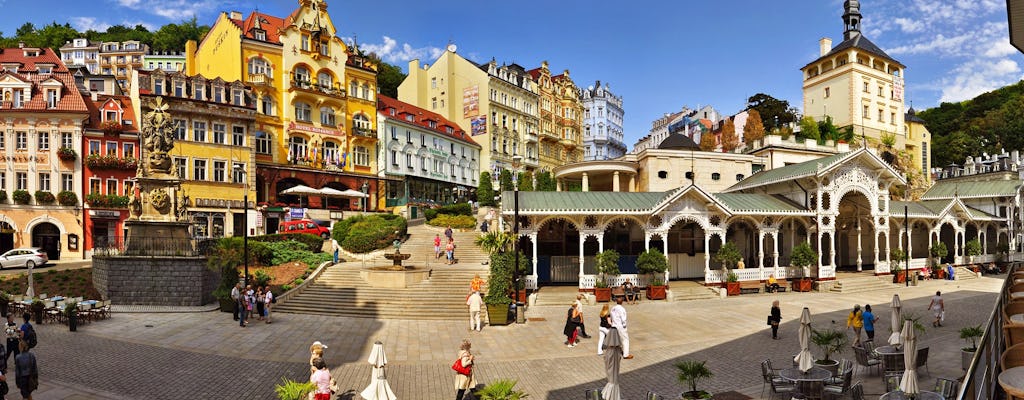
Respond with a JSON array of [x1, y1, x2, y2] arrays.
[[67, 234, 78, 251], [288, 122, 342, 137], [89, 210, 121, 218]]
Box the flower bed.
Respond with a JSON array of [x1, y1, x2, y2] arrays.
[[86, 193, 130, 208], [86, 154, 138, 170]]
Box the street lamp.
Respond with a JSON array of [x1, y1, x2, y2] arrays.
[[361, 181, 369, 212], [235, 165, 249, 286], [511, 155, 523, 319]]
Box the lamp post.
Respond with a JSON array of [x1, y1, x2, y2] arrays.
[[511, 155, 522, 315], [235, 165, 249, 286], [361, 181, 369, 212]]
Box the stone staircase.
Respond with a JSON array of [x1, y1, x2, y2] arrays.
[[669, 281, 721, 301], [829, 275, 897, 293], [274, 224, 490, 320], [955, 266, 979, 280], [533, 286, 583, 306]]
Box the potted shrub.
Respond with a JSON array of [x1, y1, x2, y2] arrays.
[[892, 264, 905, 284], [30, 300, 45, 324], [484, 251, 518, 326], [11, 190, 30, 205], [475, 378, 528, 400], [637, 248, 669, 300], [57, 147, 77, 161], [930, 242, 948, 269], [34, 191, 55, 205], [57, 191, 78, 206], [890, 248, 907, 283], [725, 271, 740, 296], [811, 327, 848, 376], [960, 325, 983, 371], [965, 239, 982, 264], [790, 242, 817, 292], [273, 378, 315, 400], [675, 359, 713, 399], [594, 249, 620, 302], [65, 302, 78, 332]]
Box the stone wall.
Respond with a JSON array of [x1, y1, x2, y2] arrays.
[[92, 256, 217, 306]]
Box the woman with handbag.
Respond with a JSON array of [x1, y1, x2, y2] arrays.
[[564, 302, 582, 348], [453, 340, 475, 400], [768, 300, 781, 340]]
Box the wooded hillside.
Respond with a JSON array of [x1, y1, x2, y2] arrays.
[[917, 80, 1024, 167]]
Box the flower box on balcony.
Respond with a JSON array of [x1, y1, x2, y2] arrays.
[[34, 191, 55, 205], [100, 120, 123, 136], [11, 190, 30, 205], [57, 191, 78, 206], [57, 147, 77, 161], [86, 154, 138, 171]]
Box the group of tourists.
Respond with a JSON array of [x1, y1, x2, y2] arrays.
[[562, 295, 634, 359], [0, 313, 40, 400], [308, 341, 336, 400], [435, 226, 458, 265], [231, 282, 274, 327]]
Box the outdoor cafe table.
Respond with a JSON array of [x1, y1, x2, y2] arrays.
[[778, 366, 832, 382], [879, 391, 944, 400], [875, 345, 906, 373], [999, 366, 1024, 399]]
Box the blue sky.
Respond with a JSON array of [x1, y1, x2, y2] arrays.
[[4, 0, 1022, 146]]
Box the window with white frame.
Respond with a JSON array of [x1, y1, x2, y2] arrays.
[[61, 173, 73, 192], [37, 131, 49, 150], [295, 102, 311, 122], [106, 142, 117, 156], [106, 179, 117, 195], [255, 131, 271, 155], [0, 172, 5, 191], [193, 121, 207, 142], [353, 114, 370, 130], [61, 132, 72, 149], [174, 119, 186, 140], [232, 89, 243, 106], [193, 83, 205, 100], [260, 96, 275, 116], [293, 66, 310, 85], [174, 157, 187, 178], [88, 178, 100, 194], [232, 126, 245, 146], [38, 173, 50, 191], [322, 141, 339, 164], [193, 159, 207, 180], [320, 107, 335, 126], [123, 142, 135, 158], [15, 132, 27, 150], [212, 123, 226, 144], [317, 71, 332, 89], [288, 136, 307, 161], [354, 146, 369, 166], [154, 79, 163, 95], [213, 160, 226, 182], [89, 140, 100, 155], [15, 173, 26, 191], [248, 58, 271, 75], [232, 163, 245, 184]]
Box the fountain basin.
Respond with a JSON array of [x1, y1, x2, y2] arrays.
[[360, 267, 431, 288]]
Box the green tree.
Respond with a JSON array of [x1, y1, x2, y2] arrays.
[[798, 116, 820, 142], [498, 169, 514, 192], [374, 59, 406, 98], [476, 172, 495, 206], [534, 171, 556, 191], [150, 18, 210, 51], [15, 23, 36, 38], [636, 248, 669, 285], [746, 93, 798, 130], [743, 109, 766, 144], [720, 119, 739, 152], [516, 171, 533, 191], [715, 242, 742, 268], [791, 242, 817, 268], [31, 22, 81, 50]]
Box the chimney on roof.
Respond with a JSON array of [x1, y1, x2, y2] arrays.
[[17, 42, 24, 48], [819, 38, 832, 56], [229, 11, 242, 20]]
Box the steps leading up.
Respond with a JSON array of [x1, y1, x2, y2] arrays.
[[534, 286, 582, 306], [829, 275, 896, 293], [670, 281, 720, 301]]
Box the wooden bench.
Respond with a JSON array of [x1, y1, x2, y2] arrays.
[[768, 279, 790, 293], [739, 282, 762, 294]]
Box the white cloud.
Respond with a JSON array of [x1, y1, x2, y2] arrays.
[[892, 17, 924, 33], [358, 36, 443, 64], [70, 17, 111, 32], [112, 0, 220, 21], [939, 58, 1022, 102]]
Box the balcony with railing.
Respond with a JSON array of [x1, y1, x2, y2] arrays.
[[525, 131, 538, 143], [352, 127, 377, 138], [290, 78, 346, 99], [958, 258, 1024, 400], [247, 73, 273, 87]]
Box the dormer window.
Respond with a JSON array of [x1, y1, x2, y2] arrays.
[[37, 66, 51, 74], [46, 89, 58, 108], [253, 29, 266, 41], [154, 79, 163, 95], [213, 86, 224, 103], [428, 121, 437, 129], [24, 50, 38, 57], [104, 110, 117, 122], [232, 89, 243, 106], [194, 84, 205, 100], [174, 81, 184, 97], [404, 115, 414, 122]]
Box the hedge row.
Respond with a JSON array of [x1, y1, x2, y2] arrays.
[[332, 214, 407, 254], [423, 203, 472, 221], [249, 233, 324, 253], [427, 214, 476, 229]]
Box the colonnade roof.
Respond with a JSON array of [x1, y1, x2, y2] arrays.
[[725, 151, 851, 192], [922, 179, 1021, 200], [890, 199, 1000, 221]]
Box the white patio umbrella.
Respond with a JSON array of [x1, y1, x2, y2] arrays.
[[279, 184, 322, 196], [899, 320, 919, 395], [602, 328, 623, 400], [794, 307, 814, 373], [889, 294, 903, 346], [361, 341, 397, 400], [338, 189, 370, 198]]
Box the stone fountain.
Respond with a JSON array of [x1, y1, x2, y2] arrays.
[[360, 237, 429, 288], [92, 97, 215, 306]]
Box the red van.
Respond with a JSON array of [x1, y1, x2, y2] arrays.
[[278, 220, 330, 239]]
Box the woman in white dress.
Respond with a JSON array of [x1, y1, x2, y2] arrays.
[[928, 291, 945, 327]]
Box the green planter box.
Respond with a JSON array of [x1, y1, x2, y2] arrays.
[[487, 303, 511, 326]]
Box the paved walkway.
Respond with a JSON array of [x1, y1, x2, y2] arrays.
[[29, 274, 1000, 399]]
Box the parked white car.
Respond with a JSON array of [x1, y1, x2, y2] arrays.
[[0, 248, 48, 269]]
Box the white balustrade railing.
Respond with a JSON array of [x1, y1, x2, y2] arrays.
[[817, 265, 836, 279], [580, 274, 651, 289], [524, 275, 538, 290], [908, 258, 928, 269], [579, 275, 596, 289]]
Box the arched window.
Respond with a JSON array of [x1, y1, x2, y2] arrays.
[[248, 58, 271, 76], [317, 71, 332, 89], [293, 66, 310, 86], [288, 136, 308, 162], [353, 114, 371, 130], [294, 102, 311, 122], [320, 106, 335, 126], [361, 84, 369, 100], [323, 141, 340, 165]]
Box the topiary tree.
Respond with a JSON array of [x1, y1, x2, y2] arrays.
[[498, 169, 514, 192], [534, 170, 556, 191], [517, 170, 534, 191], [595, 249, 620, 287], [477, 172, 495, 206], [930, 242, 948, 267], [791, 242, 817, 269], [965, 238, 982, 259], [715, 242, 742, 269], [636, 248, 668, 286]]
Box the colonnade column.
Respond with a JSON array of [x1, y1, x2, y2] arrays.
[[660, 232, 669, 284], [873, 229, 880, 267], [773, 231, 780, 273], [578, 235, 585, 277], [530, 232, 539, 278], [758, 231, 766, 269], [628, 174, 636, 193], [983, 231, 988, 254], [830, 230, 837, 269], [856, 225, 863, 271], [704, 233, 712, 275], [582, 173, 589, 192], [612, 171, 620, 192], [644, 232, 651, 251], [597, 233, 604, 254], [556, 179, 562, 192]]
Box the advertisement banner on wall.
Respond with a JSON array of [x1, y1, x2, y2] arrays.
[[463, 85, 479, 117], [470, 116, 487, 136], [893, 76, 904, 102]]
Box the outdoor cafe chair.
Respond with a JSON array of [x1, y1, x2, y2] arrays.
[[915, 347, 930, 377], [852, 346, 881, 376], [762, 359, 788, 398], [1006, 325, 1024, 347], [884, 372, 904, 392], [796, 380, 825, 400], [848, 381, 864, 400], [584, 388, 602, 400], [1003, 343, 1024, 370], [933, 378, 959, 400], [824, 366, 853, 399], [644, 391, 664, 400]]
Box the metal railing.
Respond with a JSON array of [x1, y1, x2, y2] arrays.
[[957, 261, 1021, 400], [92, 235, 204, 257]]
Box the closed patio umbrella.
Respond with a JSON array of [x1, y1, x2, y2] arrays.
[[361, 341, 397, 400], [602, 328, 623, 400], [899, 320, 919, 395], [794, 307, 814, 373], [889, 294, 903, 346]]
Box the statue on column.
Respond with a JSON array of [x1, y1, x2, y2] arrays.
[[141, 97, 176, 176]]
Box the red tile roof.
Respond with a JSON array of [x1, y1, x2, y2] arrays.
[[85, 95, 139, 132], [0, 47, 88, 113], [231, 12, 286, 44], [377, 95, 478, 147]]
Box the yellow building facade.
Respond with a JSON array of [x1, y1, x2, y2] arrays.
[[131, 70, 258, 238], [529, 61, 583, 170], [399, 48, 541, 174], [904, 108, 931, 183], [344, 50, 380, 208]]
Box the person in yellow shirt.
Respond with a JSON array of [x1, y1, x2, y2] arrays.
[[766, 274, 780, 293], [846, 304, 864, 346], [470, 274, 485, 293]]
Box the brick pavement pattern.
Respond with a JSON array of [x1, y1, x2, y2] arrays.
[[31, 274, 1000, 399]]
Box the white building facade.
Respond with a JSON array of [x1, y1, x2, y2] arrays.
[[580, 81, 626, 161], [59, 38, 100, 74]]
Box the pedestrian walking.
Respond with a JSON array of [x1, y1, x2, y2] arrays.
[[597, 304, 611, 355], [928, 291, 945, 327], [453, 340, 476, 400], [13, 341, 36, 400], [331, 238, 340, 264], [445, 239, 455, 265], [310, 357, 333, 400], [231, 282, 241, 321], [470, 274, 485, 293], [769, 300, 782, 340], [611, 296, 633, 359], [4, 314, 18, 367], [255, 286, 266, 321], [564, 302, 581, 348], [574, 294, 592, 338], [434, 234, 443, 259], [445, 225, 454, 241], [466, 291, 484, 332], [18, 314, 33, 351], [862, 304, 878, 341], [263, 286, 274, 324], [846, 305, 863, 346], [309, 341, 327, 374], [237, 287, 248, 328]]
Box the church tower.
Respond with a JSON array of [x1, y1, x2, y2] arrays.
[[800, 0, 927, 175]]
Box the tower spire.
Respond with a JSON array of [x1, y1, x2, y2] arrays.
[[843, 0, 862, 40]]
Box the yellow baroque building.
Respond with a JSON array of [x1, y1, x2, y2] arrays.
[[528, 61, 583, 170]]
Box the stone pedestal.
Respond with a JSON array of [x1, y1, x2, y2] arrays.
[[93, 256, 216, 306]]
